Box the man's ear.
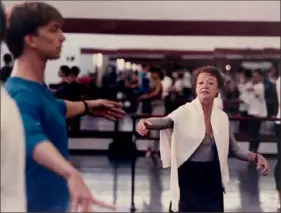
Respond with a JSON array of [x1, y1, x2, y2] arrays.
[[24, 34, 37, 48]]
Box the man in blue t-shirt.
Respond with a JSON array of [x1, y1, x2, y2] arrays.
[[4, 2, 124, 212]]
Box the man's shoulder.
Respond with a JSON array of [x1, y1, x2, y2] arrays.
[[5, 78, 34, 97], [4, 78, 41, 110]]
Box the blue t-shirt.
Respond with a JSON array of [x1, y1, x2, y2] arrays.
[[5, 77, 69, 212], [139, 72, 150, 94]]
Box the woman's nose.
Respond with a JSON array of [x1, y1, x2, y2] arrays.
[[202, 82, 208, 88]]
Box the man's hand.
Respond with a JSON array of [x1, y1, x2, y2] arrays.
[[68, 171, 116, 212], [86, 99, 125, 121]]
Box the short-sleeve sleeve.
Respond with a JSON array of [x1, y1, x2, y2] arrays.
[[13, 91, 49, 157], [56, 99, 67, 116]]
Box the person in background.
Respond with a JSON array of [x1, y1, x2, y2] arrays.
[[162, 71, 174, 114], [62, 66, 86, 131], [275, 75, 280, 208], [102, 65, 118, 99], [237, 69, 253, 133], [59, 65, 71, 84], [126, 71, 140, 92], [0, 2, 26, 212], [247, 70, 267, 153], [162, 71, 173, 99], [5, 2, 124, 212], [138, 68, 163, 160], [0, 53, 13, 82], [138, 65, 150, 96], [267, 66, 278, 84], [138, 67, 163, 115], [224, 74, 239, 115], [172, 72, 184, 110], [264, 66, 278, 117], [56, 66, 85, 101], [49, 65, 70, 91], [182, 69, 193, 101]]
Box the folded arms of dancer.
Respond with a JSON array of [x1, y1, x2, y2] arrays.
[[137, 117, 269, 175]]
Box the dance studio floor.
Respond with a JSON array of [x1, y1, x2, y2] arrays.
[[70, 155, 279, 212]]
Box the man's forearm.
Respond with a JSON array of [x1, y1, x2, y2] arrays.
[[64, 100, 85, 118], [33, 141, 78, 180]]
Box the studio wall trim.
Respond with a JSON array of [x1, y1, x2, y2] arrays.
[[63, 18, 281, 37]]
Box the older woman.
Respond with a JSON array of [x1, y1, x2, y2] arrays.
[[136, 66, 269, 212]]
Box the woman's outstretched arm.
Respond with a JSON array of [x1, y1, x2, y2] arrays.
[[144, 117, 174, 130], [229, 125, 269, 176], [136, 117, 174, 136], [229, 125, 253, 162]]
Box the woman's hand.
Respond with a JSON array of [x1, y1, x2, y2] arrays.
[[256, 154, 270, 176], [136, 119, 152, 136]]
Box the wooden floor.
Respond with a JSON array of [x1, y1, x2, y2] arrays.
[[70, 155, 280, 212]]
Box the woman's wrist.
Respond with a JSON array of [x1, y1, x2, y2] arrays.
[[254, 154, 259, 163], [248, 152, 259, 163]]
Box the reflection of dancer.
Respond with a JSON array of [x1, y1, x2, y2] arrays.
[[0, 3, 26, 212], [138, 68, 163, 160], [4, 2, 124, 212], [247, 70, 267, 153], [275, 76, 280, 208], [137, 66, 269, 212]]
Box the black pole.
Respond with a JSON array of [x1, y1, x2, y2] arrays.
[[130, 151, 136, 213], [130, 117, 137, 212]]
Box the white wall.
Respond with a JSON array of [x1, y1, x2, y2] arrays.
[[1, 34, 280, 84], [2, 0, 280, 21], [79, 54, 94, 75], [67, 34, 280, 50]]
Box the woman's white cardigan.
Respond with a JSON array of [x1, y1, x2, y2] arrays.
[[159, 98, 230, 212]]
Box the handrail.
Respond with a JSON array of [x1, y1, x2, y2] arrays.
[[131, 114, 281, 121]]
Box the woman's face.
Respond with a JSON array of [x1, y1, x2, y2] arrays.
[[150, 72, 159, 80], [252, 72, 262, 83], [196, 72, 219, 102], [239, 73, 246, 84]]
